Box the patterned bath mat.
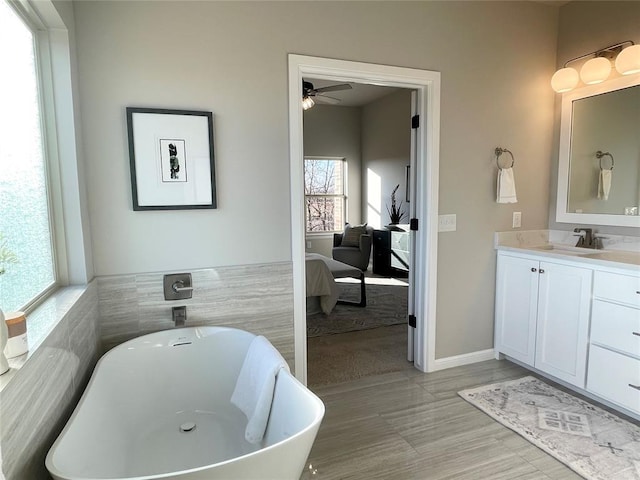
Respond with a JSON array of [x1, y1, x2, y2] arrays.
[[458, 376, 640, 480]]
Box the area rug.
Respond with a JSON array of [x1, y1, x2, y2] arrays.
[[307, 324, 410, 386], [458, 376, 640, 480], [307, 281, 407, 337]]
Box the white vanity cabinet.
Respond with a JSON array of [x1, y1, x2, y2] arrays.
[[495, 251, 593, 388], [586, 270, 640, 414]]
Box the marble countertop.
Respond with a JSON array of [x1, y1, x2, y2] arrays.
[[495, 230, 640, 272]]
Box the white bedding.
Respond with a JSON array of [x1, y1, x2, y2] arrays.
[[305, 254, 339, 314]]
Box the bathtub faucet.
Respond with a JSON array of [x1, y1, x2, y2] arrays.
[[172, 306, 187, 326]]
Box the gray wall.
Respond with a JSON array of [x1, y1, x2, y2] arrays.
[[73, 1, 558, 359], [303, 105, 363, 257], [362, 90, 412, 229], [549, 1, 640, 235]]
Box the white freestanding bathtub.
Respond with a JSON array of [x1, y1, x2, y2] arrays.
[[46, 327, 324, 480]]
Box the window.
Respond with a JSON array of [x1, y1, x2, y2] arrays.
[[0, 1, 57, 311], [304, 157, 346, 233]]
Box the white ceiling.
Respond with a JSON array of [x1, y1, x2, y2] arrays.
[[303, 78, 402, 107]]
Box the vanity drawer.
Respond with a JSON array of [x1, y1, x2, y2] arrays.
[[591, 300, 640, 358], [593, 271, 640, 308], [587, 345, 640, 414]]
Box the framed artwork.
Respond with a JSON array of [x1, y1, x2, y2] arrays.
[[126, 107, 216, 210]]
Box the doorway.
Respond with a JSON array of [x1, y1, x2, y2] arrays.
[[288, 55, 441, 384]]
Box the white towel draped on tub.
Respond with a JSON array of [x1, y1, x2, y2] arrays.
[[497, 167, 518, 204], [231, 335, 290, 444], [598, 169, 612, 200]]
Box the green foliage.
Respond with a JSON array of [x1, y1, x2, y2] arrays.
[[386, 184, 406, 224], [0, 233, 18, 276]]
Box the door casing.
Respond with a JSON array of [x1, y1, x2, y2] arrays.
[[288, 54, 441, 384]]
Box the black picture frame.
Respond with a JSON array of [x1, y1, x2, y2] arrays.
[[126, 107, 216, 210]]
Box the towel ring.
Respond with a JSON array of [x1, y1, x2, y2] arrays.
[[596, 150, 614, 170], [495, 147, 514, 170]]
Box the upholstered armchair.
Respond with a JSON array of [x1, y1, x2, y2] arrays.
[[332, 224, 374, 271]]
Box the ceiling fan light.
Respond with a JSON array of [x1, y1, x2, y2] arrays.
[[551, 67, 579, 93], [615, 44, 640, 75], [302, 96, 315, 110], [580, 57, 611, 85]]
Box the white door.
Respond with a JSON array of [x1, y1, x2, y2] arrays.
[[535, 261, 592, 388], [494, 253, 539, 366], [407, 91, 419, 362]]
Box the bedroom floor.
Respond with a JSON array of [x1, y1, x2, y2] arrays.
[[303, 359, 583, 480], [306, 266, 410, 387]]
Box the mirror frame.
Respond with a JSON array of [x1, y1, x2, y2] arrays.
[[556, 72, 640, 227]]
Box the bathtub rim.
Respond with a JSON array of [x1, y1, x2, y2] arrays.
[[45, 326, 325, 480]]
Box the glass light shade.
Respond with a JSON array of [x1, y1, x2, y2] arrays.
[[551, 67, 579, 93], [615, 44, 640, 75], [302, 96, 315, 110], [580, 57, 611, 85]]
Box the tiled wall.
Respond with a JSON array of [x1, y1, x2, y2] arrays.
[[0, 261, 294, 479], [97, 261, 295, 367], [0, 282, 100, 480]]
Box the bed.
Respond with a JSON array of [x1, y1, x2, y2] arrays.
[[305, 253, 366, 315]]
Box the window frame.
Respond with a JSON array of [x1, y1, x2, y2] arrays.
[[3, 0, 71, 312], [303, 156, 348, 235]]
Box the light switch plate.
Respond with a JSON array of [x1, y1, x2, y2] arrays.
[[512, 211, 522, 228], [438, 214, 456, 232]]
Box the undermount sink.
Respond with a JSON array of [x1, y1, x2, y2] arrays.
[[531, 244, 597, 256], [584, 250, 640, 265]]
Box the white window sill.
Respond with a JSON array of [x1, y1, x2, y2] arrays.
[[0, 285, 89, 392]]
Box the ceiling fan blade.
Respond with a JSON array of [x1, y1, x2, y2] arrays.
[[315, 94, 341, 105], [313, 83, 352, 94]]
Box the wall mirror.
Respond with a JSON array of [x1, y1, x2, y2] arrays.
[[556, 73, 640, 227]]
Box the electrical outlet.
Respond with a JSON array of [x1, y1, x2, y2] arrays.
[[438, 214, 456, 232], [512, 211, 522, 229]]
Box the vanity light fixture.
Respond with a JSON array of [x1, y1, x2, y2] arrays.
[[551, 41, 637, 93]]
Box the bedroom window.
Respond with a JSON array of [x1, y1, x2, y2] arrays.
[[0, 0, 57, 311], [304, 157, 346, 233]]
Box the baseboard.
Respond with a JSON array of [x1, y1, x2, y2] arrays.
[[432, 348, 496, 371]]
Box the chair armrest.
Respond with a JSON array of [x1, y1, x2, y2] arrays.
[[333, 233, 344, 247], [359, 234, 372, 253]]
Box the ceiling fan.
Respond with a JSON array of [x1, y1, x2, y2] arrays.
[[302, 81, 352, 109]]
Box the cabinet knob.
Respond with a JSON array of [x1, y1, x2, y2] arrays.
[[531, 267, 537, 272], [539, 269, 545, 274], [633, 332, 640, 337], [628, 384, 640, 391]]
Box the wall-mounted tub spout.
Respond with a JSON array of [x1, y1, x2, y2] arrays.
[[172, 306, 187, 326]]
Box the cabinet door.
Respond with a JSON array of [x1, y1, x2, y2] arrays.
[[495, 254, 539, 365], [535, 262, 592, 388]]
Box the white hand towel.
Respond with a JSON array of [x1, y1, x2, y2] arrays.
[[598, 169, 612, 200], [497, 167, 518, 204], [231, 335, 290, 444]]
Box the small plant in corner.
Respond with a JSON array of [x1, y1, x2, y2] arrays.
[[386, 184, 406, 225], [0, 233, 18, 276]]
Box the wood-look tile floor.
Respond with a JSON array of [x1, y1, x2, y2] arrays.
[[304, 359, 583, 480]]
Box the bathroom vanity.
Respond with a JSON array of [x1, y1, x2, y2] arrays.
[[494, 232, 640, 419]]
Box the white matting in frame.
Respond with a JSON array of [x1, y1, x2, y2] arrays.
[[126, 107, 216, 210]]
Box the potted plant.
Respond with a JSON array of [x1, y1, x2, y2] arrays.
[[386, 184, 406, 225]]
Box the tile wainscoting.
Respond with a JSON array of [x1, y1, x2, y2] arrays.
[[0, 282, 100, 480], [0, 261, 293, 479], [97, 261, 295, 367]]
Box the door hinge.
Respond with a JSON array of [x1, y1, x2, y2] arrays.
[[411, 115, 420, 129], [410, 218, 419, 231], [408, 314, 417, 328]]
